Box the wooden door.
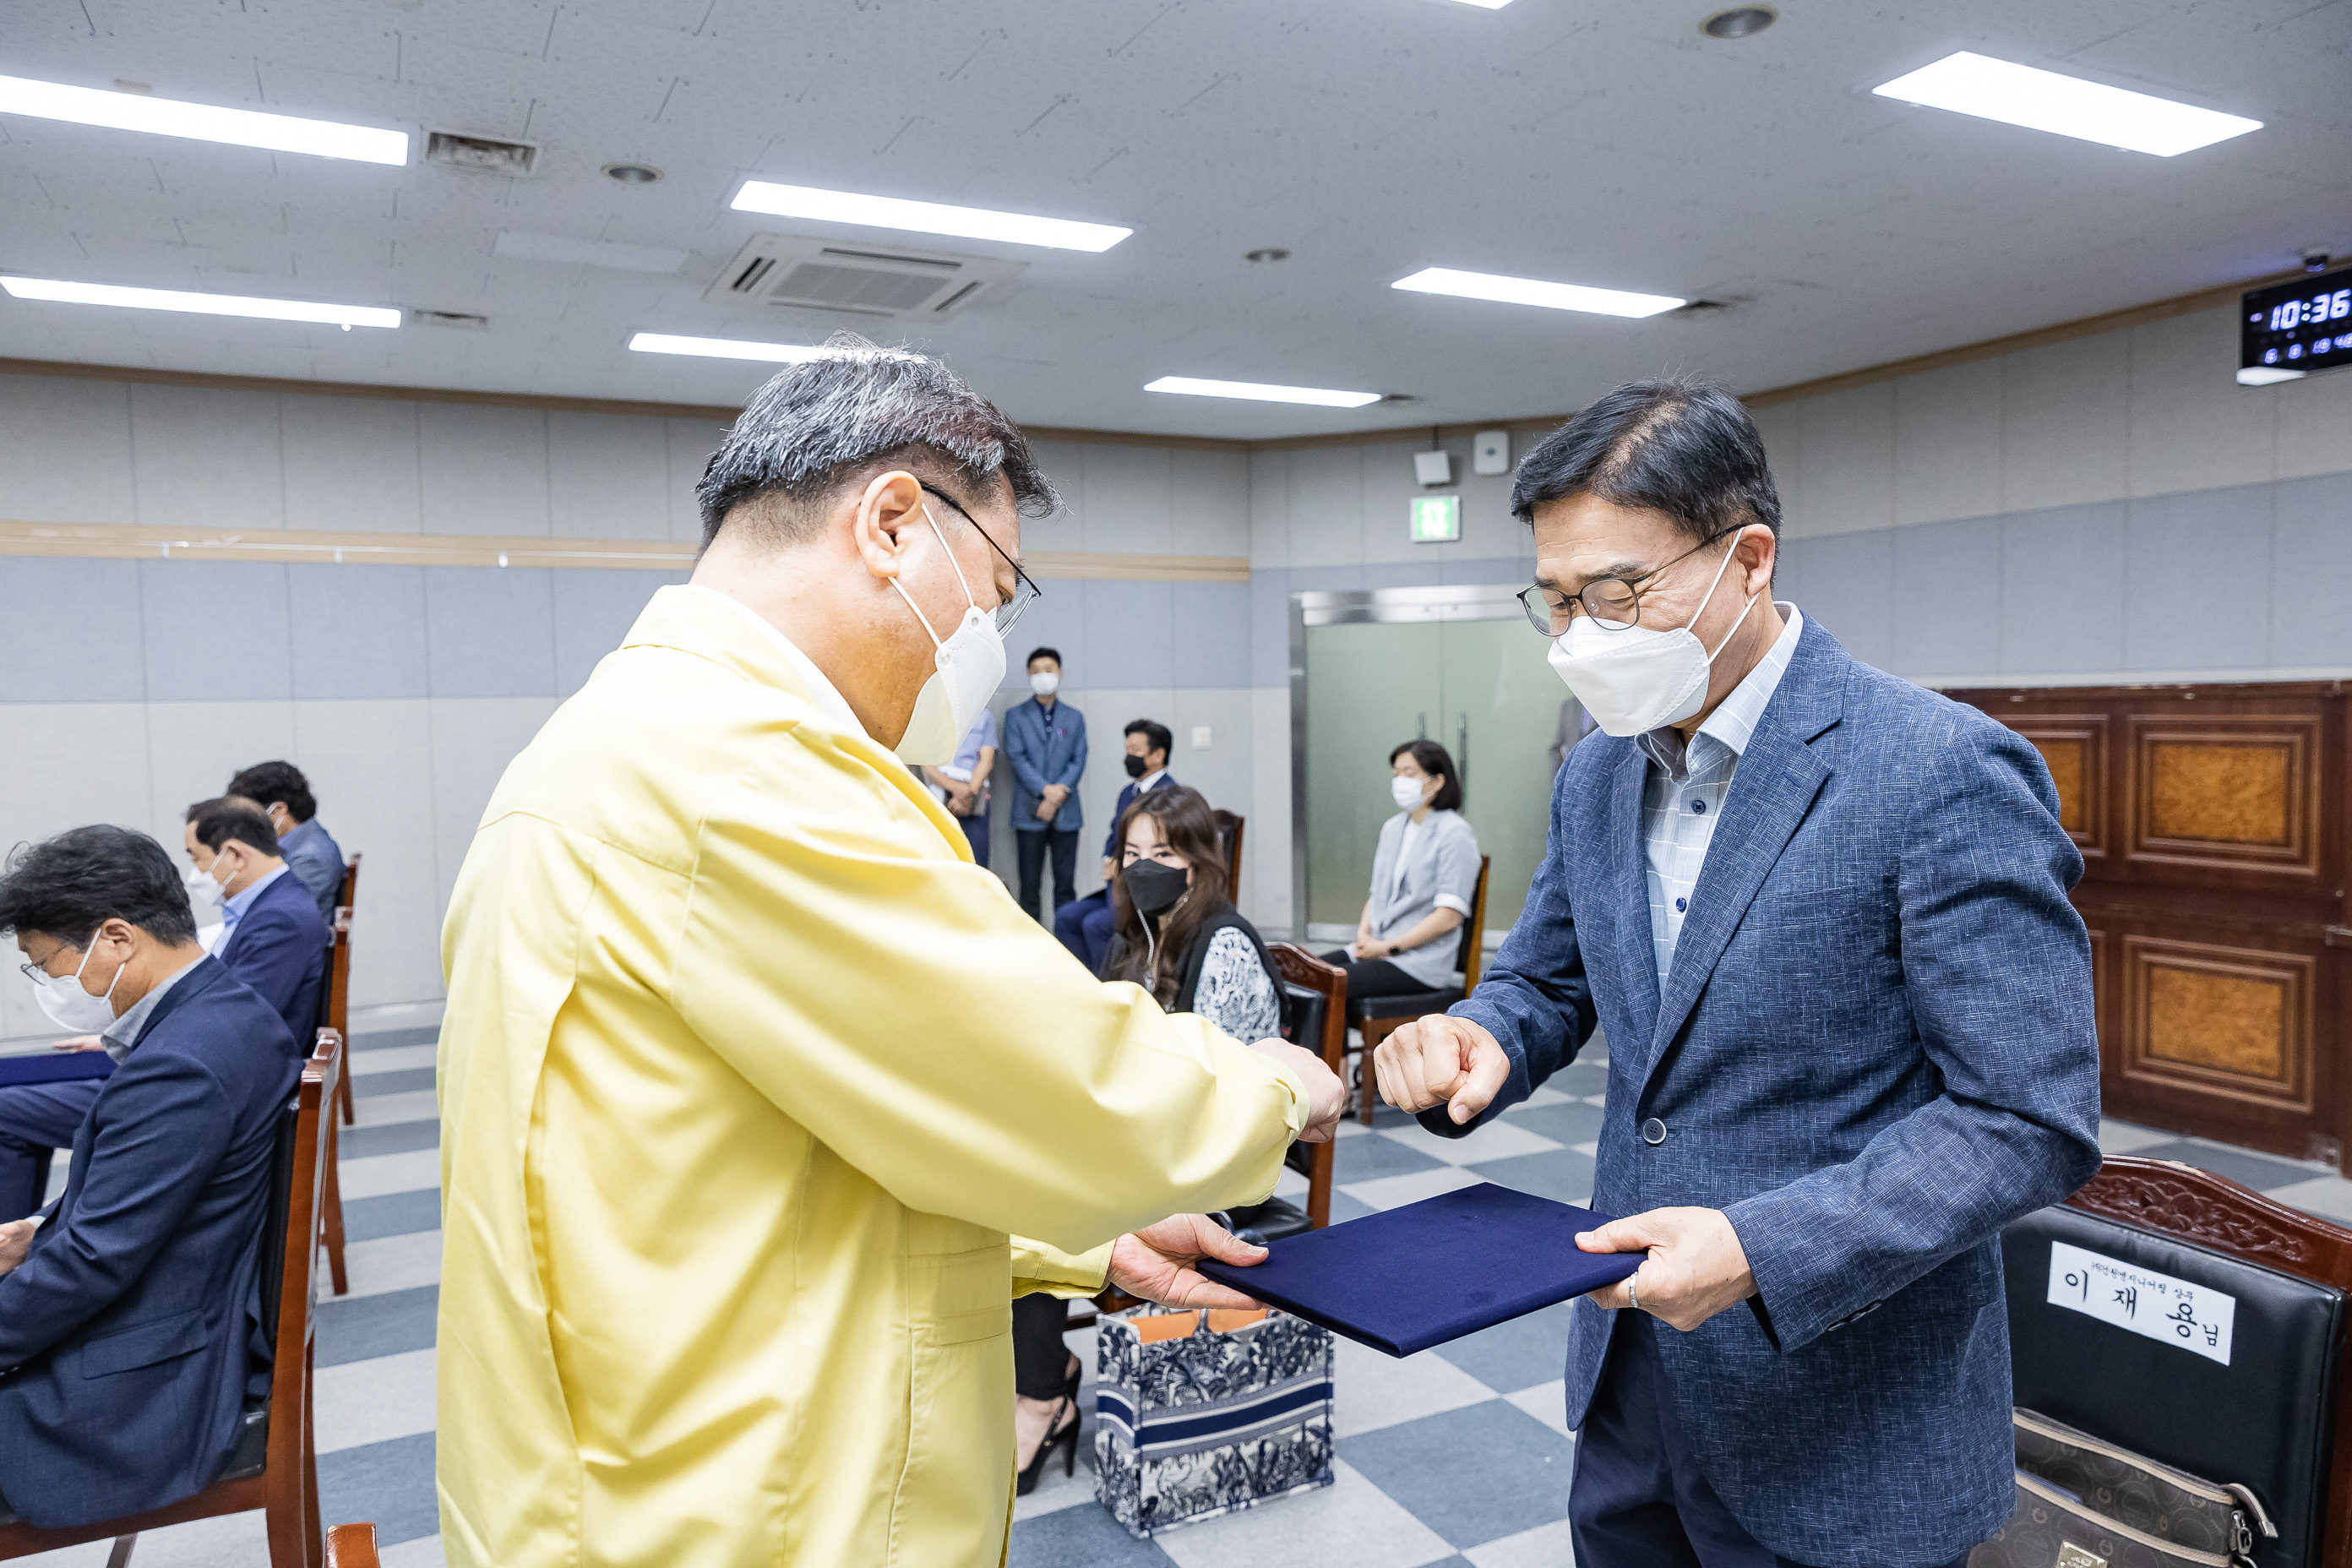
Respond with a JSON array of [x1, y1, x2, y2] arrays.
[[1945, 682, 2351, 1168]]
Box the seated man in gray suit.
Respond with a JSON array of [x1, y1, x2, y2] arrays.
[[226, 760, 343, 928], [1375, 378, 2100, 1568]]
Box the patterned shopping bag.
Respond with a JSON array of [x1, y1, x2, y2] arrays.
[[1092, 1304, 1335, 1538]]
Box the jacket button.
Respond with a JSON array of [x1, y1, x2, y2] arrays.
[[1640, 1118, 1668, 1146]]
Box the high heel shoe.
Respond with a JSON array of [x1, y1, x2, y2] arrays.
[[1015, 1396, 1081, 1496]]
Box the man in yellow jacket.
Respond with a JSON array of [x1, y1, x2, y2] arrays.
[[436, 344, 1344, 1566]]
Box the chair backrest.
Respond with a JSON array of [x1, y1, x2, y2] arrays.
[[1213, 811, 1244, 905], [320, 906, 354, 1039], [1267, 943, 1347, 1228], [259, 1032, 340, 1478], [336, 854, 362, 914], [1451, 856, 1492, 991], [2006, 1156, 2352, 1568]]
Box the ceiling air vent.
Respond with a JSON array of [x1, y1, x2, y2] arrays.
[[426, 131, 540, 177], [703, 234, 1025, 321]]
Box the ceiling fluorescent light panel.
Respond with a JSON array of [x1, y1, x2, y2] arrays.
[[1391, 267, 1685, 318], [0, 276, 399, 328], [731, 181, 1130, 253], [0, 74, 407, 163], [628, 332, 827, 363], [1144, 377, 1382, 408], [1871, 52, 2262, 156]]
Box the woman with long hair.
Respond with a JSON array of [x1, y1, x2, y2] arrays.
[[1009, 786, 1288, 1494], [1321, 739, 1481, 999]]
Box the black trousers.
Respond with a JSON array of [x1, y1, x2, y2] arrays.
[[1570, 1312, 1975, 1568], [1318, 950, 1432, 1000], [1015, 827, 1081, 923], [1012, 1293, 1075, 1400]]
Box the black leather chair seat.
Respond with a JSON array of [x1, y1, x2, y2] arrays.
[[1348, 985, 1462, 1026]]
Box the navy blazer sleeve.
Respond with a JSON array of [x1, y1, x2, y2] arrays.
[[1721, 714, 2103, 1353], [1004, 706, 1048, 798], [222, 902, 323, 1037], [0, 1049, 237, 1369], [1443, 765, 1600, 1130]]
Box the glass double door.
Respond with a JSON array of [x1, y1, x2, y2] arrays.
[[1302, 613, 1572, 936]]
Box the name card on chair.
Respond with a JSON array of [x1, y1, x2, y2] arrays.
[[2046, 1240, 2236, 1366]]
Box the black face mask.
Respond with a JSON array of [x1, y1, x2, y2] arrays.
[[1124, 754, 1151, 779], [1121, 858, 1189, 917]]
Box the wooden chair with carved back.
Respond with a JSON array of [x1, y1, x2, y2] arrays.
[[0, 1030, 344, 1568], [2002, 1155, 2352, 1568], [1212, 811, 1244, 904], [1347, 855, 1489, 1124], [318, 906, 354, 1296]]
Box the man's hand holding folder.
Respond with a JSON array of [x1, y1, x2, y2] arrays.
[[1375, 1015, 1758, 1334]]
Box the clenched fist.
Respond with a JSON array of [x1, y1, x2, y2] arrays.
[[1373, 1014, 1511, 1125]]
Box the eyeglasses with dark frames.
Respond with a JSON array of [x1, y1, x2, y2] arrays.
[[917, 481, 1042, 635], [1515, 525, 1745, 637]]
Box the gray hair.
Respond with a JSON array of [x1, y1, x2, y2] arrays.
[[694, 335, 1059, 549]]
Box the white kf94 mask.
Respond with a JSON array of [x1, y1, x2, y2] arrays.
[[1546, 531, 1757, 738], [890, 504, 1008, 765]]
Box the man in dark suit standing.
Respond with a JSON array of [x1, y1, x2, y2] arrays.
[[1001, 648, 1089, 923], [0, 825, 301, 1528], [1054, 718, 1176, 970], [185, 797, 330, 1042], [1375, 380, 2100, 1568], [226, 760, 345, 928]]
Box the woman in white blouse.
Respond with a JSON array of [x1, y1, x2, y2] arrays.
[[1321, 740, 1481, 999]]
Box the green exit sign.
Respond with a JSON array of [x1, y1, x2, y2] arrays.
[[1409, 494, 1461, 542]]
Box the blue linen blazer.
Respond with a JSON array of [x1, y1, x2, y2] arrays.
[[0, 957, 302, 1528], [218, 869, 330, 1047], [1003, 698, 1088, 834], [276, 816, 344, 928], [1444, 618, 2102, 1567], [1101, 770, 1178, 859]]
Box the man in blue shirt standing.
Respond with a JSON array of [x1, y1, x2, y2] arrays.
[[1001, 647, 1087, 923], [226, 760, 344, 928], [1054, 718, 1175, 970]]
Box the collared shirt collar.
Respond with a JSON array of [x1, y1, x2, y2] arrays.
[[682, 585, 864, 734], [1136, 768, 1168, 792], [101, 953, 206, 1062], [220, 862, 290, 928], [1636, 603, 1804, 783]]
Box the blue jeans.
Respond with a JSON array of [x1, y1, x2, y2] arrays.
[[0, 1078, 103, 1222], [1570, 1311, 1974, 1568]]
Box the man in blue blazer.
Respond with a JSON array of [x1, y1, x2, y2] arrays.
[[0, 825, 302, 1528], [1375, 380, 2100, 1568], [185, 797, 330, 1043], [1054, 718, 1176, 970], [1002, 647, 1089, 922], [0, 801, 329, 1222]]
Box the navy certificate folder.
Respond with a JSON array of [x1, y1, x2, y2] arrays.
[[1196, 1182, 1643, 1358], [0, 1051, 114, 1088]]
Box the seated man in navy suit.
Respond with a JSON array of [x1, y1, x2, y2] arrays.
[[0, 800, 328, 1222], [183, 797, 330, 1043], [227, 760, 345, 928], [0, 825, 302, 1529], [1054, 718, 1175, 971], [1375, 380, 2100, 1568]]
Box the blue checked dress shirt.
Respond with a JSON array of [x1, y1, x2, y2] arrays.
[[1635, 603, 1803, 984]]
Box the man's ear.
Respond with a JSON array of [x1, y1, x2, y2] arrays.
[[1739, 525, 1778, 596], [849, 470, 928, 583]]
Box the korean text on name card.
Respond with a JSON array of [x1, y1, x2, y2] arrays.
[[2046, 1240, 2235, 1367]]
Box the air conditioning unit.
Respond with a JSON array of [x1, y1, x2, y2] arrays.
[[703, 234, 1026, 321]]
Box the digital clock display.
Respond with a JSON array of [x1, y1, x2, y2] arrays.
[[2243, 267, 2352, 375]]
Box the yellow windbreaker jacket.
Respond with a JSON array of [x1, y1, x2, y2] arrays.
[[435, 585, 1306, 1567]]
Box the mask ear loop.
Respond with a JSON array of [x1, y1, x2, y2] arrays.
[[1691, 526, 1760, 662], [886, 502, 980, 649]]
